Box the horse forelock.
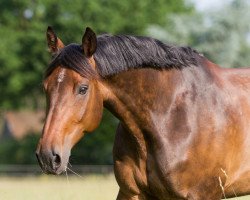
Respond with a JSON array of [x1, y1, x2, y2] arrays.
[[45, 44, 98, 79]]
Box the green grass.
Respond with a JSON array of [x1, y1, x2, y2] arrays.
[[0, 175, 118, 200], [0, 175, 249, 200]]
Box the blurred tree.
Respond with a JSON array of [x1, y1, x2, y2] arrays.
[[71, 109, 118, 165], [0, 135, 39, 164], [148, 0, 250, 68]]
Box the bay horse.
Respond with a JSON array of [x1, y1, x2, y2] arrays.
[[36, 26, 250, 200]]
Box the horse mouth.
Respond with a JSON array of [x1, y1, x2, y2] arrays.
[[37, 158, 69, 175], [44, 164, 67, 175]]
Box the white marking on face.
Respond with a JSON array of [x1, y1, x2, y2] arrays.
[[57, 69, 65, 83]]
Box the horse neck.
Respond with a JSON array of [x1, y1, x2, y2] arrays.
[[104, 68, 173, 114], [102, 63, 216, 120], [101, 63, 218, 149], [102, 67, 185, 137]]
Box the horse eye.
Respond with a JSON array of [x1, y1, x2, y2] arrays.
[[78, 85, 88, 95]]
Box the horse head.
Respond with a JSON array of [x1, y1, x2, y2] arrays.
[[36, 27, 104, 174]]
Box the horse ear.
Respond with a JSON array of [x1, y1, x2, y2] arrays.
[[46, 26, 64, 53], [82, 27, 97, 57]]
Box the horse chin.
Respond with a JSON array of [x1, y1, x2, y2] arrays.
[[55, 165, 68, 175], [54, 154, 70, 175]]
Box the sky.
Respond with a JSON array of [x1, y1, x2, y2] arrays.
[[190, 0, 227, 11]]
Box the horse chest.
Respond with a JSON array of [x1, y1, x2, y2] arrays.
[[114, 124, 190, 199], [146, 151, 182, 199]]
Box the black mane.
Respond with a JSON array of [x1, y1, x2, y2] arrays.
[[45, 34, 202, 78]]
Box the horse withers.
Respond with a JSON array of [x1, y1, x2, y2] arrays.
[[36, 26, 250, 200]]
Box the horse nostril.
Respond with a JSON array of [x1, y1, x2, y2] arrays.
[[53, 153, 61, 169]]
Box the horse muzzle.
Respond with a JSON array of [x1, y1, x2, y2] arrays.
[[36, 142, 70, 175]]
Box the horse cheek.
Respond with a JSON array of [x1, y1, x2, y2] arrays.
[[85, 89, 103, 132]]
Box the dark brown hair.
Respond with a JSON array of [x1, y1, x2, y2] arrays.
[[45, 34, 202, 79]]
